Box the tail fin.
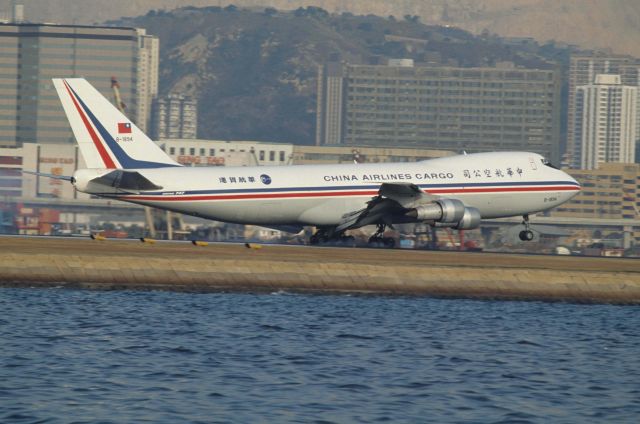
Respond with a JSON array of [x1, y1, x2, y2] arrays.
[[53, 78, 180, 169]]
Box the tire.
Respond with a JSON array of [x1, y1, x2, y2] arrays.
[[519, 230, 534, 241]]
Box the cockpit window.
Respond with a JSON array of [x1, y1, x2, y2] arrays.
[[541, 158, 559, 170]]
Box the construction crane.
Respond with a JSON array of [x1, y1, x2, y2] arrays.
[[110, 76, 127, 113], [109, 77, 186, 240]]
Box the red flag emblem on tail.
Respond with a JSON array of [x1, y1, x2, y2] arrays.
[[118, 122, 132, 134]]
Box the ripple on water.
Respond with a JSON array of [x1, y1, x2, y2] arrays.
[[0, 289, 639, 423]]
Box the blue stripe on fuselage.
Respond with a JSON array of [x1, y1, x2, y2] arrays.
[[133, 180, 581, 196]]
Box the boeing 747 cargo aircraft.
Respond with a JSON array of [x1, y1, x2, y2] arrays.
[[40, 78, 580, 247]]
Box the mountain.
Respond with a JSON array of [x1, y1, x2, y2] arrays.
[[109, 7, 567, 143], [13, 0, 640, 57]]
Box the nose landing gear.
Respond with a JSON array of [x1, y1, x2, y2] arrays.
[[519, 214, 534, 241]]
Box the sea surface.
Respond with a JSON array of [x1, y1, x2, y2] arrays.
[[0, 288, 639, 423]]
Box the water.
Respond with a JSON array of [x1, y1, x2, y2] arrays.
[[1, 289, 639, 423]]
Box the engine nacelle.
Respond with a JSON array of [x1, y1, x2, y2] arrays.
[[437, 199, 466, 223], [407, 199, 466, 223], [454, 207, 481, 230]]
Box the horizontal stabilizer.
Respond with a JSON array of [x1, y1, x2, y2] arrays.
[[21, 170, 73, 181], [91, 170, 162, 191]]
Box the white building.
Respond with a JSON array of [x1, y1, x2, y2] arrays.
[[160, 139, 294, 167], [0, 143, 88, 199], [135, 30, 160, 134], [153, 94, 198, 140], [574, 74, 638, 170]]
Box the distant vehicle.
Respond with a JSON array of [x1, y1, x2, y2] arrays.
[[29, 78, 581, 247], [554, 246, 571, 255]]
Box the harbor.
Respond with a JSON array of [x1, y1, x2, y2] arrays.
[[1, 236, 638, 304]]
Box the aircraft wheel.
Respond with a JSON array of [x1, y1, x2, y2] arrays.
[[519, 230, 534, 241]]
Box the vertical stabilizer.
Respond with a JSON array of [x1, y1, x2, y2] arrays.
[[53, 78, 180, 169]]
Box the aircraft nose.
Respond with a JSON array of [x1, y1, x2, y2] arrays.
[[568, 174, 581, 191], [561, 170, 581, 195]]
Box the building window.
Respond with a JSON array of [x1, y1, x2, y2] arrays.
[[209, 148, 215, 156], [269, 151, 275, 161], [279, 151, 285, 162], [169, 147, 175, 155], [179, 147, 185, 155], [200, 148, 205, 156], [189, 148, 195, 155], [259, 151, 265, 161]]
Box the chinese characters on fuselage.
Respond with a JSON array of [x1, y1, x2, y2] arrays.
[[463, 167, 523, 179], [218, 176, 256, 184]]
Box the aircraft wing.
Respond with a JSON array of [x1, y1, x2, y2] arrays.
[[378, 183, 432, 208], [335, 182, 436, 232]]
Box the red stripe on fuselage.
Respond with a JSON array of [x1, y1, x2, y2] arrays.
[[119, 185, 580, 202], [63, 80, 116, 169]]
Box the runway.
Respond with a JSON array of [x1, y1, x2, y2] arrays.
[[1, 236, 638, 303]]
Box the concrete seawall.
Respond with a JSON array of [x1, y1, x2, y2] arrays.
[[1, 237, 639, 304]]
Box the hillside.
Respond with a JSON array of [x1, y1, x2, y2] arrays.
[[14, 0, 640, 57], [109, 7, 566, 143]]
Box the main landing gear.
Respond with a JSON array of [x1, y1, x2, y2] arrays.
[[368, 223, 395, 248], [309, 228, 356, 247], [519, 214, 535, 242]]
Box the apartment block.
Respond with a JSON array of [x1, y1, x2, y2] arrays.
[[316, 61, 562, 163], [292, 145, 454, 165], [153, 94, 198, 140], [551, 163, 640, 242], [0, 23, 159, 147], [574, 74, 637, 169], [566, 52, 640, 167], [554, 163, 639, 220]]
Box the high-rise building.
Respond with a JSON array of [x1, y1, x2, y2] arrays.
[[316, 61, 562, 163], [152, 94, 198, 140], [574, 74, 637, 170], [136, 32, 159, 134], [566, 53, 640, 167], [315, 62, 345, 146], [0, 23, 159, 147]]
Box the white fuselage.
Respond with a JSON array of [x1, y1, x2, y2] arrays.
[[82, 152, 580, 228]]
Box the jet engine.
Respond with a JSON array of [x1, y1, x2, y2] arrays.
[[406, 199, 466, 223], [406, 200, 481, 230], [453, 206, 481, 230]]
